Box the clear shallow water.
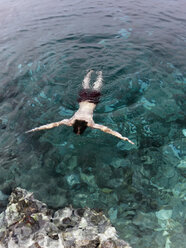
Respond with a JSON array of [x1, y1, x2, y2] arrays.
[[0, 0, 186, 247]]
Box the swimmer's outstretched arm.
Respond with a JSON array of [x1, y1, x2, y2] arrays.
[[25, 119, 72, 133], [89, 123, 135, 145]]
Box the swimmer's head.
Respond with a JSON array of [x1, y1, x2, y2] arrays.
[[73, 120, 88, 135]]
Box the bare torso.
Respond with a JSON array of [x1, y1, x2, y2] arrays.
[[70, 101, 96, 126]]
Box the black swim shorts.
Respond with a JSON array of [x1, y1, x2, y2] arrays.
[[78, 89, 101, 104]]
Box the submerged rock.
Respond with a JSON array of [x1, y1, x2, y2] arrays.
[[177, 160, 186, 177], [0, 188, 131, 248]]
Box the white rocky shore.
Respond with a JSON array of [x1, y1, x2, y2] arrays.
[[0, 188, 131, 248]]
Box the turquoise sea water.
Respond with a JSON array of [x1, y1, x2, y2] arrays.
[[0, 0, 186, 247]]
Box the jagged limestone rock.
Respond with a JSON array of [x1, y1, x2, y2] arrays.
[[0, 188, 131, 248]]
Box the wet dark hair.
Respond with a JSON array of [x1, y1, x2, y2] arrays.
[[73, 120, 88, 135]]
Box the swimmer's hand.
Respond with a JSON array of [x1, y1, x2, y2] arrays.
[[89, 123, 135, 145], [25, 119, 72, 133]]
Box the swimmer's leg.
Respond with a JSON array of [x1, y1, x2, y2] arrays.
[[82, 70, 94, 89], [93, 71, 103, 91]]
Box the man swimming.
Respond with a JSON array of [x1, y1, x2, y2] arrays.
[[26, 70, 134, 145]]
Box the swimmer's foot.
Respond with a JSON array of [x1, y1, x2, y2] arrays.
[[93, 71, 103, 91], [96, 71, 102, 76], [82, 70, 94, 89], [86, 69, 94, 73]]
